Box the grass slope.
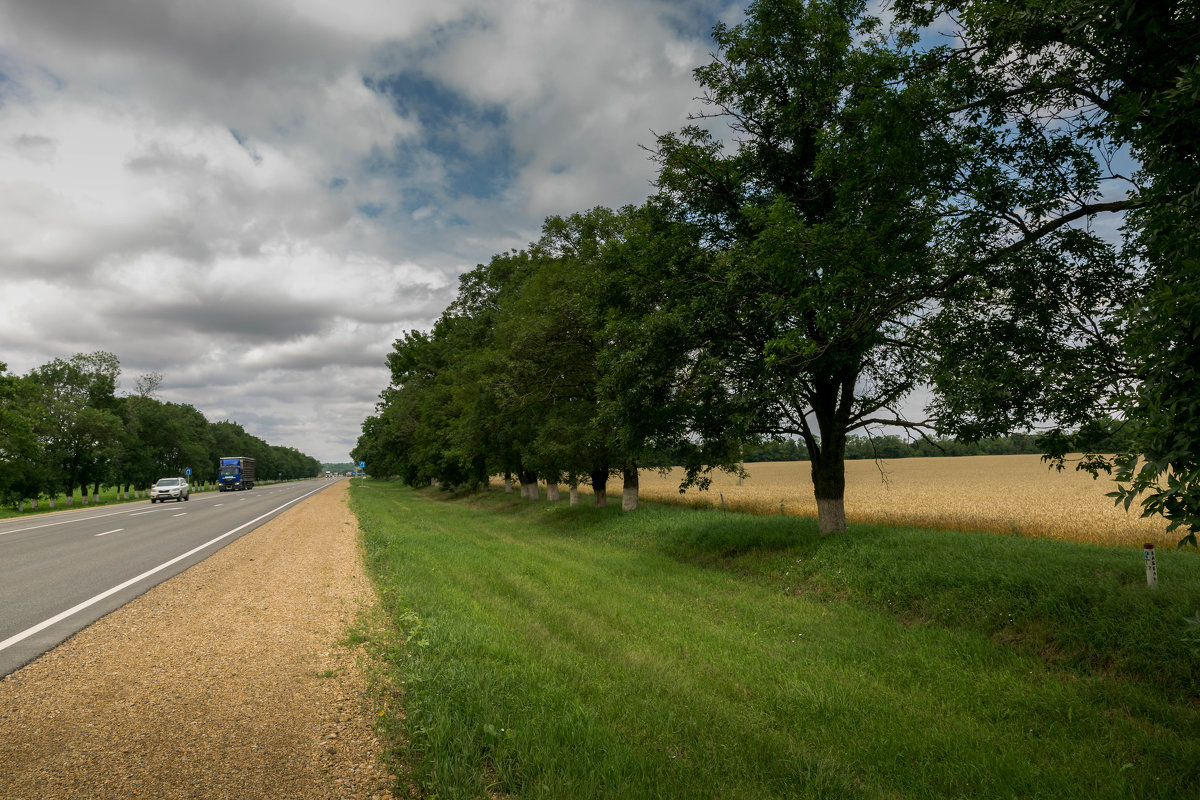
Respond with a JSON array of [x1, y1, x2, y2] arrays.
[[349, 482, 1200, 800]]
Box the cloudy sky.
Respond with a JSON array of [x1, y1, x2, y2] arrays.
[[0, 0, 743, 462]]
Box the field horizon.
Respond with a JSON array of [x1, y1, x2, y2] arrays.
[[540, 454, 1172, 548]]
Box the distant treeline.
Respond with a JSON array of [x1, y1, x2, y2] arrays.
[[744, 427, 1129, 463], [0, 351, 322, 508]]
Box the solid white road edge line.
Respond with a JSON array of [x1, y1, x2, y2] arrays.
[[0, 484, 329, 654], [94, 529, 124, 537]]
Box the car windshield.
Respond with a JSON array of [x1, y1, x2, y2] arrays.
[[156, 479, 181, 487]]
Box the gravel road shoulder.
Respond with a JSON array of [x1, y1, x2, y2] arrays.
[[0, 480, 396, 800]]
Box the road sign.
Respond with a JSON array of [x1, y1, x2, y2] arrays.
[[184, 468, 192, 476]]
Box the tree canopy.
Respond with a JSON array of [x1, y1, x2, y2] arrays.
[[355, 0, 1197, 542]]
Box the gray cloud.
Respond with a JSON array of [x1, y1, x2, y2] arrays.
[[11, 132, 57, 162], [0, 0, 730, 461]]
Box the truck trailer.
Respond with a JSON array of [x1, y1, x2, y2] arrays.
[[217, 456, 255, 491]]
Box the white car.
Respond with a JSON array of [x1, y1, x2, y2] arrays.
[[150, 477, 190, 503]]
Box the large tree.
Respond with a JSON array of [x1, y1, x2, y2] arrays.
[[28, 352, 124, 504], [498, 208, 644, 507], [0, 363, 52, 507], [638, 0, 1124, 533]]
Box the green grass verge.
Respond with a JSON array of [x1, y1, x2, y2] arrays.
[[350, 481, 1200, 800]]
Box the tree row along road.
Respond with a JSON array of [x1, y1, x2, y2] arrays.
[[0, 480, 337, 677]]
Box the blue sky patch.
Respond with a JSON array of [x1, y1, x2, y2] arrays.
[[658, 0, 734, 41], [357, 201, 387, 218], [364, 71, 516, 203], [228, 128, 263, 164]]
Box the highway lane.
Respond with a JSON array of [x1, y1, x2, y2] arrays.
[[0, 479, 341, 677]]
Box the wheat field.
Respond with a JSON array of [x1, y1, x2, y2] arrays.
[[631, 455, 1173, 548]]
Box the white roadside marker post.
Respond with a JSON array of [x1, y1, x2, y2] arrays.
[[1144, 543, 1158, 589]]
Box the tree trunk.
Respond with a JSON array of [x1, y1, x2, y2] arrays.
[[810, 428, 848, 534], [569, 480, 579, 506], [622, 461, 639, 512], [522, 470, 539, 500], [590, 468, 608, 508], [815, 496, 846, 534], [504, 472, 513, 493], [547, 481, 560, 502]]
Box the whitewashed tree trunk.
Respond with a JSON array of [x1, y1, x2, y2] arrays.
[[528, 482, 540, 501], [594, 488, 607, 507], [519, 481, 529, 499], [569, 483, 579, 506], [622, 462, 639, 511], [49, 498, 56, 508], [817, 497, 846, 535], [32, 499, 38, 510], [18, 500, 24, 512], [547, 482, 560, 502], [504, 473, 513, 493]]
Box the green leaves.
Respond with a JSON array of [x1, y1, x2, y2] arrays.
[[895, 0, 1200, 543]]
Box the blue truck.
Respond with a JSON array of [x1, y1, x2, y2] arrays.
[[217, 456, 255, 491]]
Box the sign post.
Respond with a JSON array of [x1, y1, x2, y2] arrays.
[[1144, 543, 1158, 589]]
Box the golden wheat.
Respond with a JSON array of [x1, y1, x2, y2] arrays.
[[630, 455, 1172, 548]]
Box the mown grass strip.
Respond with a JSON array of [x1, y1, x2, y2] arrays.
[[351, 482, 1200, 800]]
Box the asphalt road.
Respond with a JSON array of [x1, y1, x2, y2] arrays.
[[0, 479, 342, 677]]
